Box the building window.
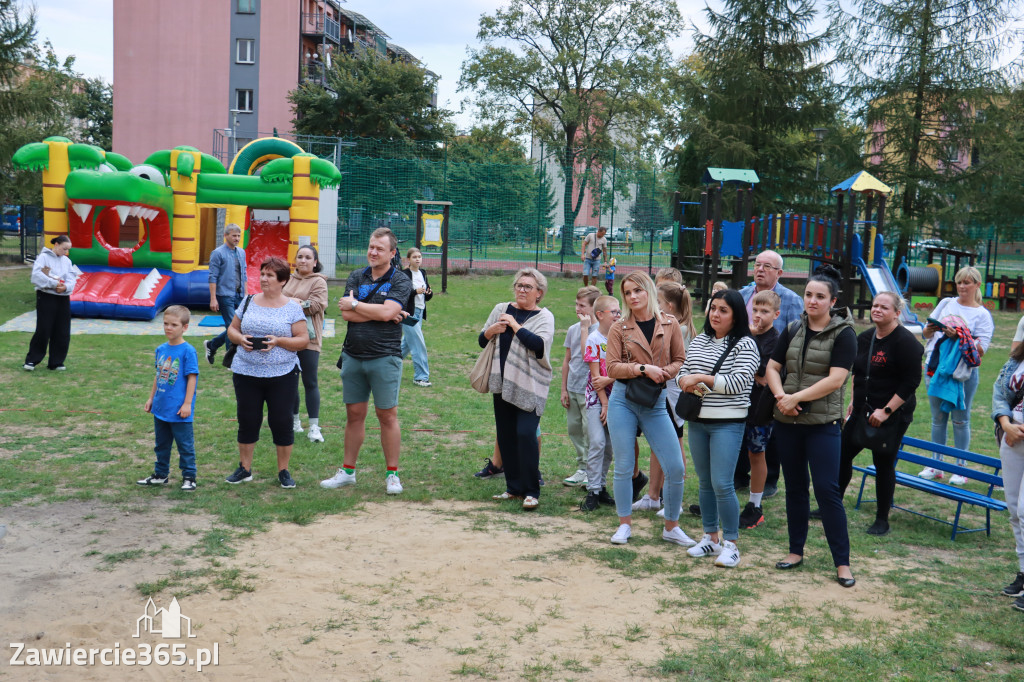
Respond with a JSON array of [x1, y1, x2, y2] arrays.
[[236, 89, 253, 113], [236, 0, 255, 13], [236, 39, 255, 64]]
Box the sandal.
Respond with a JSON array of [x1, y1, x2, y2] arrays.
[[492, 492, 523, 501], [522, 496, 539, 510]]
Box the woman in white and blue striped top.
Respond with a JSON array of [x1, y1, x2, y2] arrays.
[[676, 289, 760, 568]]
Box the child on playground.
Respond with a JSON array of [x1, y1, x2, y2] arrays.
[[580, 295, 620, 510], [737, 290, 781, 529], [561, 286, 601, 487], [137, 305, 199, 491], [604, 258, 617, 295]]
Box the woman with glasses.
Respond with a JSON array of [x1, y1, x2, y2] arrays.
[[477, 268, 555, 510]]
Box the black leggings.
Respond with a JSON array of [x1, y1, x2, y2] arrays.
[[233, 369, 299, 446], [26, 291, 71, 368], [838, 419, 911, 522], [293, 349, 321, 419]]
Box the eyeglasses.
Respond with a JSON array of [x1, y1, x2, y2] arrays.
[[514, 283, 536, 292], [607, 310, 622, 317], [753, 262, 779, 272]]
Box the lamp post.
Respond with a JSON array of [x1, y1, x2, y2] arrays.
[[813, 127, 829, 182], [229, 109, 241, 159]]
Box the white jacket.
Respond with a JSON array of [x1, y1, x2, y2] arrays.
[[31, 247, 80, 296]]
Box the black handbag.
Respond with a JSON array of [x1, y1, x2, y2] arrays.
[[846, 334, 902, 453], [621, 319, 666, 408], [625, 375, 665, 408], [675, 337, 739, 422], [221, 294, 253, 368], [749, 386, 777, 426]]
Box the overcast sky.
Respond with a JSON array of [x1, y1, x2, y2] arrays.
[[32, 0, 714, 129]]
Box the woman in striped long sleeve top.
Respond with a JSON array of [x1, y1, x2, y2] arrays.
[[676, 289, 760, 568]]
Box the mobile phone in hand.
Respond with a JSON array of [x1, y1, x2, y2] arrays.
[[250, 336, 268, 350], [693, 382, 711, 398]]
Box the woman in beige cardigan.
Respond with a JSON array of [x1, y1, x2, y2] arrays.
[[283, 245, 330, 442], [478, 268, 555, 510]]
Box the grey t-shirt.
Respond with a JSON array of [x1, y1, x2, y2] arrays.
[[582, 233, 608, 261], [564, 321, 597, 393]]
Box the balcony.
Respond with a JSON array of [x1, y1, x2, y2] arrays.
[[302, 59, 328, 86], [301, 11, 340, 44]]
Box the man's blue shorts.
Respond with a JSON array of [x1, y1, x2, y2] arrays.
[[583, 257, 602, 276]]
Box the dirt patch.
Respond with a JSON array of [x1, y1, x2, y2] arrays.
[[1, 500, 917, 680]]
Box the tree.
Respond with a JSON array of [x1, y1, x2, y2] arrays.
[[289, 49, 452, 141], [667, 0, 838, 213], [0, 0, 80, 206], [830, 0, 1020, 263], [459, 0, 683, 255], [71, 77, 112, 149]]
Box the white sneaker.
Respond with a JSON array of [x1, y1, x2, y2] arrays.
[[656, 507, 666, 519], [918, 467, 943, 480], [610, 524, 632, 545], [293, 417, 303, 433], [632, 494, 662, 512], [386, 473, 403, 495], [307, 424, 324, 443], [562, 469, 588, 487], [687, 534, 723, 558], [320, 469, 356, 489], [662, 526, 697, 547], [714, 540, 741, 567], [949, 474, 968, 485], [413, 379, 432, 387]]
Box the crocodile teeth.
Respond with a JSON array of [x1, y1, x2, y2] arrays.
[[115, 205, 130, 224], [129, 206, 141, 217], [71, 202, 92, 222]]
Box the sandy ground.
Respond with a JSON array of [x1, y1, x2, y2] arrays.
[[0, 500, 911, 681]]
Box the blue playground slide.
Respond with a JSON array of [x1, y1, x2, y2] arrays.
[[851, 233, 923, 333]]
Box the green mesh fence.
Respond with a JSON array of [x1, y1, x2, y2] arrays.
[[287, 135, 678, 276]]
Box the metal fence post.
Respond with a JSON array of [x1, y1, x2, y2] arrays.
[[648, 168, 656, 275]]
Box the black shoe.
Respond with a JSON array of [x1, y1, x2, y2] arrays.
[[1013, 595, 1024, 612], [866, 519, 890, 536], [278, 469, 296, 489], [180, 477, 197, 492], [1002, 572, 1024, 597], [775, 558, 803, 570], [580, 491, 601, 512], [762, 484, 779, 499], [203, 339, 216, 365], [837, 575, 856, 588], [225, 464, 253, 484], [809, 508, 823, 520], [689, 503, 702, 517], [598, 487, 615, 506], [739, 502, 764, 529], [631, 470, 649, 502], [136, 473, 169, 486], [473, 458, 504, 479]]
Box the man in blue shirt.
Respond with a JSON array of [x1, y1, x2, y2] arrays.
[[203, 224, 247, 364], [738, 250, 804, 333]]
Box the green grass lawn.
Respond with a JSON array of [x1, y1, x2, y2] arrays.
[[1, 266, 1022, 679]]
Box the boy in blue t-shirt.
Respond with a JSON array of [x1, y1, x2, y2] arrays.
[[137, 306, 200, 491]]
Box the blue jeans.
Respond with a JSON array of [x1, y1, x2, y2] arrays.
[[153, 417, 196, 479], [929, 365, 979, 463], [400, 307, 430, 382], [210, 293, 243, 352], [774, 420, 850, 567], [688, 421, 745, 541], [607, 382, 684, 520]]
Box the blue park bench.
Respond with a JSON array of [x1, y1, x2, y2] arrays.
[[852, 436, 1007, 541]]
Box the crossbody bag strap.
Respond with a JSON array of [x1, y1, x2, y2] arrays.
[[238, 294, 253, 323], [710, 336, 739, 376], [357, 267, 391, 303]]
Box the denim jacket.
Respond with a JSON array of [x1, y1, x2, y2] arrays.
[[992, 358, 1023, 423]]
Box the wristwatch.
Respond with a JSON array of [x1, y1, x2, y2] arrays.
[[351, 299, 360, 309], [639, 364, 646, 376], [883, 406, 892, 415]]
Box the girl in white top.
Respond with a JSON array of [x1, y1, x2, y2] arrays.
[[24, 235, 80, 371], [921, 266, 994, 478]]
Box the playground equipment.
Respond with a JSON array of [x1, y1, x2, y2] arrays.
[[13, 136, 341, 319], [673, 168, 922, 329]]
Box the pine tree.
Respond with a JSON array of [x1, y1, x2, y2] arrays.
[[669, 0, 838, 212], [830, 0, 1019, 262]]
